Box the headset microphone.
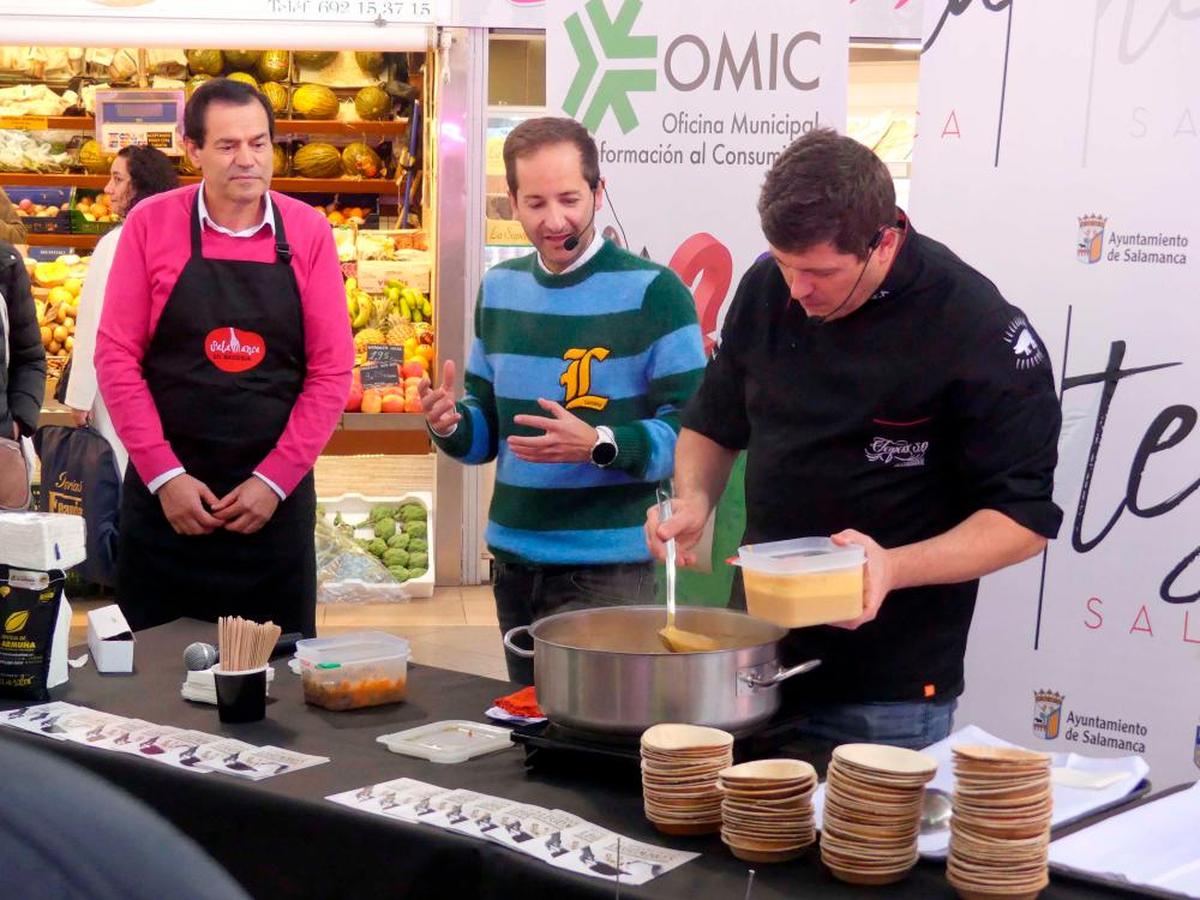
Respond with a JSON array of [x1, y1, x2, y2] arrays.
[[562, 183, 600, 252], [809, 227, 887, 325]]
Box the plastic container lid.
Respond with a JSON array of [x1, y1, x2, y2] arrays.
[[734, 538, 865, 574], [376, 720, 514, 764], [294, 630, 411, 667]]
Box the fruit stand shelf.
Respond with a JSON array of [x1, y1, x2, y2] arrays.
[[276, 118, 410, 137], [341, 413, 428, 431], [39, 408, 429, 433], [1, 173, 400, 194], [25, 233, 101, 249], [1, 116, 408, 136]]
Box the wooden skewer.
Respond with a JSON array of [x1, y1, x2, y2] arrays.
[[217, 616, 283, 671]]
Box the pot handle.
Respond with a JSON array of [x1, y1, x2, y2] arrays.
[[502, 625, 535, 659], [738, 658, 821, 690]]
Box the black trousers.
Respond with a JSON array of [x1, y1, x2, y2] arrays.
[[492, 560, 656, 685]]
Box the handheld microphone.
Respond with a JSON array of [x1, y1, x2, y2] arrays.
[[183, 632, 304, 671], [562, 185, 600, 252]]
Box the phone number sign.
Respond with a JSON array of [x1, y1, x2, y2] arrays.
[[266, 0, 435, 22]]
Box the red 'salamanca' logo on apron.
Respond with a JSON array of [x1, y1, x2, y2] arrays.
[[205, 327, 266, 373]]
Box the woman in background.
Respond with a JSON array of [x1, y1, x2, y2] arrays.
[[66, 144, 178, 475]]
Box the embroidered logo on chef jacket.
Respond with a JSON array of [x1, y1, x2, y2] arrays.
[[1005, 315, 1046, 370], [864, 436, 929, 468], [204, 326, 267, 373], [560, 346, 611, 411], [1194, 726, 1200, 770], [1032, 689, 1064, 740]]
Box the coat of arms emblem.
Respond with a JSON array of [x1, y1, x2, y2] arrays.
[[1077, 214, 1107, 264], [1033, 690, 1064, 740]]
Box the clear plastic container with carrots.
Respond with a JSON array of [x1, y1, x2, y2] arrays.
[[295, 631, 411, 711]]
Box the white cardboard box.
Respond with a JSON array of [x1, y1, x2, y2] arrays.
[[48, 596, 71, 689], [87, 604, 134, 673]]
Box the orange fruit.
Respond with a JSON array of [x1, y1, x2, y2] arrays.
[[360, 389, 383, 414]]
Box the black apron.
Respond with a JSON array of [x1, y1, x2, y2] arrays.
[[117, 193, 316, 637]]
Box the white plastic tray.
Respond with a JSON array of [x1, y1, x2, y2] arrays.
[[376, 720, 513, 764], [317, 491, 434, 600]]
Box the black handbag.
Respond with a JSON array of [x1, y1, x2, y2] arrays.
[[0, 436, 29, 510], [52, 356, 72, 405]]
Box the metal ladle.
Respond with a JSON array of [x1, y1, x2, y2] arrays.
[[656, 489, 720, 653], [920, 787, 953, 834]]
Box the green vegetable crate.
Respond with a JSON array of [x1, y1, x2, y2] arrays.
[[316, 491, 435, 599]]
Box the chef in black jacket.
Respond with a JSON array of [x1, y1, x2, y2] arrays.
[[646, 129, 1062, 749]]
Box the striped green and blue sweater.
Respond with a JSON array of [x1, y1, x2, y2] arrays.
[[432, 240, 706, 565]]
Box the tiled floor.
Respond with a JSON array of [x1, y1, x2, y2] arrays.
[[68, 585, 509, 683], [321, 585, 508, 682]]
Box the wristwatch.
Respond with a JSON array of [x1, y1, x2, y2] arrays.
[[590, 425, 618, 468]]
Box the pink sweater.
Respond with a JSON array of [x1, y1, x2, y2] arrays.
[[95, 184, 353, 496]]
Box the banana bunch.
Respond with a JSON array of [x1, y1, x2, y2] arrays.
[[385, 278, 433, 324], [403, 287, 433, 324], [344, 276, 372, 329]]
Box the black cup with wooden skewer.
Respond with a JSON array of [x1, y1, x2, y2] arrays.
[[213, 617, 280, 723]]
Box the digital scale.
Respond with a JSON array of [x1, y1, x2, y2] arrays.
[[94, 89, 185, 156]]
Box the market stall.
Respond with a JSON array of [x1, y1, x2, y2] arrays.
[[0, 3, 465, 591]]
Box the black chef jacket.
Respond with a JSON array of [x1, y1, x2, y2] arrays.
[[682, 216, 1063, 704]]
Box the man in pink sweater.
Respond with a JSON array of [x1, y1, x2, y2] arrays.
[[96, 79, 353, 637]]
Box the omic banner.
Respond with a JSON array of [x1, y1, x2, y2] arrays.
[[912, 1, 1200, 784], [546, 0, 848, 605], [547, 0, 848, 355]]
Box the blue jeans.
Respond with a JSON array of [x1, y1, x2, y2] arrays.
[[493, 560, 656, 685], [801, 698, 958, 750]]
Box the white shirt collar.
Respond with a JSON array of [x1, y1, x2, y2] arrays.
[[536, 231, 604, 275], [197, 183, 275, 238]]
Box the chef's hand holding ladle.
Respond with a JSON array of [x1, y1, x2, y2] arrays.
[[655, 487, 720, 654], [645, 490, 709, 568]]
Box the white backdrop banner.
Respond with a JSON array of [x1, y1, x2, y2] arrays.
[[546, 0, 848, 351], [449, 0, 545, 28], [849, 0, 924, 41], [912, 1, 1200, 784]]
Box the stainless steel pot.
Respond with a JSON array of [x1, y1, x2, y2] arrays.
[[502, 605, 819, 736]]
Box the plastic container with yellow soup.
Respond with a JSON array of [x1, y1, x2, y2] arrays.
[[734, 538, 865, 628]]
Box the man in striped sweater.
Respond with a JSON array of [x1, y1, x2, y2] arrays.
[[421, 117, 706, 683]]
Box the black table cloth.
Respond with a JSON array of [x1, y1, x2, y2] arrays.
[[0, 619, 1143, 899]]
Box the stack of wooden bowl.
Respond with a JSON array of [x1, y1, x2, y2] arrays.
[[718, 758, 818, 863], [640, 723, 734, 836], [947, 744, 1052, 899], [820, 743, 938, 885]]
